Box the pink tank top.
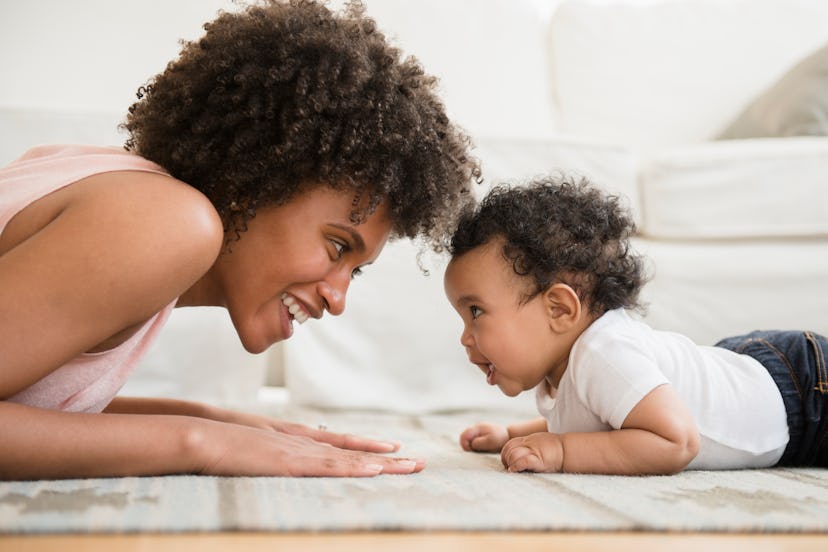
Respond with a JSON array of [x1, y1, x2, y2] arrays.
[[1, 144, 177, 412]]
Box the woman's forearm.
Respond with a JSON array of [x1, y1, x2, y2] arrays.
[[0, 400, 204, 479], [1, 400, 426, 479], [104, 395, 215, 418]]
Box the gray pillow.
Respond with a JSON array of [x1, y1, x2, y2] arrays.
[[718, 43, 828, 139]]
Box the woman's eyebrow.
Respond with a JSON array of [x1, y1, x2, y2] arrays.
[[330, 223, 365, 252]]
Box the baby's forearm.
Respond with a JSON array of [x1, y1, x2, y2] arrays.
[[559, 428, 698, 475], [507, 417, 548, 439]]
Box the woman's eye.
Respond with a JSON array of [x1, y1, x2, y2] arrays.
[[351, 267, 364, 280], [331, 240, 348, 258], [470, 306, 482, 319]]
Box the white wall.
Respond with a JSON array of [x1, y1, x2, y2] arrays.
[[0, 0, 236, 113], [0, 0, 559, 140]]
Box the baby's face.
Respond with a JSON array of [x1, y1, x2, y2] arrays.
[[443, 240, 564, 397]]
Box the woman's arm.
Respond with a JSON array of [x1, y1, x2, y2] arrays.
[[500, 384, 700, 475], [0, 401, 423, 479], [105, 396, 402, 453]]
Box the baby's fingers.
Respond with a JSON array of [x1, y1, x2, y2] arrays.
[[470, 433, 503, 452], [460, 426, 482, 451], [501, 441, 541, 473], [504, 450, 544, 473]]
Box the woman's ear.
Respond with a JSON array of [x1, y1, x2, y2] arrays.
[[542, 283, 583, 334]]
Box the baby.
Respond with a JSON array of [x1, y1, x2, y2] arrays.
[[443, 176, 827, 474]]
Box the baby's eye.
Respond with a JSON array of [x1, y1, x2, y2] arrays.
[[470, 305, 483, 319], [351, 267, 364, 280]]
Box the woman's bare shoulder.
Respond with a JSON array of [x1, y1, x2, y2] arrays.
[[55, 169, 226, 307], [0, 170, 225, 394]]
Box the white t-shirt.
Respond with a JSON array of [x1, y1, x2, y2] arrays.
[[534, 309, 789, 469]]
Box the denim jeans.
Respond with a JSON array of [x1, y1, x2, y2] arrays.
[[715, 330, 828, 467]]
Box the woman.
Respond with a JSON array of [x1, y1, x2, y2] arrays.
[[0, 0, 478, 479]]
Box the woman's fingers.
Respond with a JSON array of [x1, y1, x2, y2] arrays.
[[318, 430, 401, 453], [275, 421, 401, 453], [277, 443, 425, 477]]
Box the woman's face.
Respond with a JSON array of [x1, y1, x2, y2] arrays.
[[205, 185, 392, 353]]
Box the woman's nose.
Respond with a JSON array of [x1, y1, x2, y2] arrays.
[[318, 269, 350, 316]]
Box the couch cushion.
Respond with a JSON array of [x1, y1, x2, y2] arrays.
[[549, 0, 828, 151], [718, 43, 828, 139], [635, 238, 828, 346], [639, 137, 828, 239]]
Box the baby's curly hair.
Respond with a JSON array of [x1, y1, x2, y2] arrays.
[[124, 0, 478, 249], [449, 176, 646, 315]]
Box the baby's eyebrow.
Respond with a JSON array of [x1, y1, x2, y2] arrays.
[[455, 294, 481, 306], [329, 223, 365, 252]]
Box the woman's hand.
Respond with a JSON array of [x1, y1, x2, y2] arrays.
[[106, 397, 402, 454], [459, 422, 510, 452], [190, 417, 423, 477], [220, 409, 401, 453]]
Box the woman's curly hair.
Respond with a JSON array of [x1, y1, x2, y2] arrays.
[[123, 0, 478, 249], [449, 176, 647, 315]]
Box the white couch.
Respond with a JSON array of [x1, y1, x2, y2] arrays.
[[2, 0, 827, 415]]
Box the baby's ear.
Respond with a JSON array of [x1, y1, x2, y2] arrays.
[[542, 283, 582, 333]]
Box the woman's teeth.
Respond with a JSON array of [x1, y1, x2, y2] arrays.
[[486, 364, 495, 385], [281, 293, 309, 324]]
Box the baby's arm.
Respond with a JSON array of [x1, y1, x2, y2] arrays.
[[500, 384, 700, 475], [460, 417, 547, 452]]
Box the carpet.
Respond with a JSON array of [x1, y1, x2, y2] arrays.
[[1, 407, 827, 534]]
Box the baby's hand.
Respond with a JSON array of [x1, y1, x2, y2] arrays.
[[500, 432, 564, 473], [459, 422, 510, 452]]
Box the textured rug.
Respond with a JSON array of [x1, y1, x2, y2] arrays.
[[1, 408, 827, 534]]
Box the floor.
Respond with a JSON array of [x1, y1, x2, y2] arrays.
[[3, 532, 828, 552]]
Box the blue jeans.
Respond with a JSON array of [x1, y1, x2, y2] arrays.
[[715, 330, 828, 467]]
